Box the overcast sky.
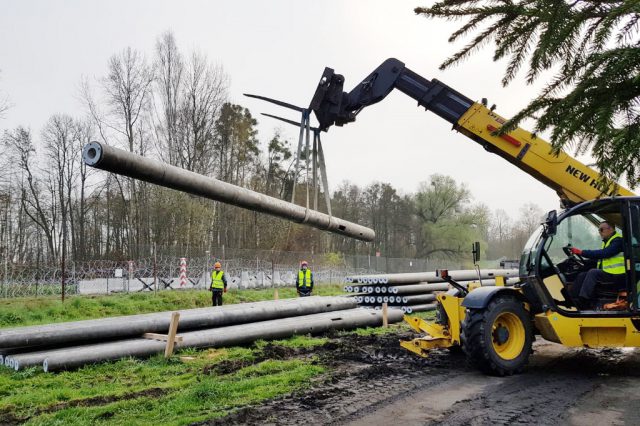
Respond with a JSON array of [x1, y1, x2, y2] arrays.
[[0, 0, 576, 219]]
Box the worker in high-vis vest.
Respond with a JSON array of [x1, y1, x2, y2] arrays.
[[295, 261, 314, 297], [568, 221, 627, 310], [210, 261, 228, 306]]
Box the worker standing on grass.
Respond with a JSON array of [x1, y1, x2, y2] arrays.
[[210, 262, 227, 306], [296, 261, 314, 297]]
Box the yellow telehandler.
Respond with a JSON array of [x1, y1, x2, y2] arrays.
[[284, 58, 639, 375]]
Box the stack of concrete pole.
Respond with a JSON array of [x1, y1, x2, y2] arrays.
[[343, 269, 519, 314], [0, 296, 403, 372]]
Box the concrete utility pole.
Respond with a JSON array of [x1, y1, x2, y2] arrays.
[[82, 142, 375, 242]]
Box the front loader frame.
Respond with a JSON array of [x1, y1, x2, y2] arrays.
[[400, 292, 467, 357]]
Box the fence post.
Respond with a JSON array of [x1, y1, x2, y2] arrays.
[[205, 250, 210, 290], [382, 302, 389, 328], [61, 250, 66, 303], [128, 260, 133, 293], [154, 242, 158, 294], [2, 253, 6, 298]]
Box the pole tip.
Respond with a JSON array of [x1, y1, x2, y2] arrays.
[[82, 141, 103, 166]]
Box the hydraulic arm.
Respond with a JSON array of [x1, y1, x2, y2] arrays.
[[309, 58, 634, 206]]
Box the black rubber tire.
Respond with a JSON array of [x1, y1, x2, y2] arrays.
[[460, 295, 533, 376]]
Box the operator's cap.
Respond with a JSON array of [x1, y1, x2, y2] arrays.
[[300, 260, 308, 267], [214, 262, 221, 268]]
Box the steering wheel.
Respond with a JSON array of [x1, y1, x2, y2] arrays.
[[562, 246, 585, 266]]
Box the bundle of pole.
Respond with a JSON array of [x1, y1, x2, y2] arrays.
[[0, 296, 403, 372], [343, 269, 520, 313]]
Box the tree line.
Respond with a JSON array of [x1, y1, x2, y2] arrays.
[[0, 31, 546, 266]]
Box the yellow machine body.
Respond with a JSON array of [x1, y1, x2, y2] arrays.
[[402, 288, 640, 359], [534, 312, 640, 347]]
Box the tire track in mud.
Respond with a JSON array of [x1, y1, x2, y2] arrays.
[[197, 335, 640, 426], [424, 342, 640, 425], [198, 332, 471, 426], [429, 372, 596, 425]]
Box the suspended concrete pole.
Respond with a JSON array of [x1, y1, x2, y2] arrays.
[[82, 142, 374, 242]]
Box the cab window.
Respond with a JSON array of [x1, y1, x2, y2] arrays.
[[545, 214, 602, 265]]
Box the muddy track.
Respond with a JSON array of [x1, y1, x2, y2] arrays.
[[197, 331, 467, 426], [196, 332, 640, 426]]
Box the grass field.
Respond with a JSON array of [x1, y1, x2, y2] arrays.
[[1, 338, 328, 425], [0, 285, 415, 425], [0, 285, 346, 328]]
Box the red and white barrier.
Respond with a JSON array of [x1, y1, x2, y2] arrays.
[[179, 258, 187, 287]]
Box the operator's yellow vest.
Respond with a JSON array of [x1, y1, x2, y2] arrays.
[[599, 232, 625, 275], [298, 269, 312, 287], [211, 270, 225, 289]]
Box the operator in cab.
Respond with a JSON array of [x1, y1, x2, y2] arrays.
[[568, 221, 626, 310]]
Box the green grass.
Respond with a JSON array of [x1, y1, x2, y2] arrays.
[[410, 310, 436, 320], [344, 324, 402, 336], [0, 286, 426, 425], [0, 284, 346, 328], [0, 349, 324, 426], [255, 334, 329, 349]]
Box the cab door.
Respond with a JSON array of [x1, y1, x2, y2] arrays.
[[627, 202, 640, 310]]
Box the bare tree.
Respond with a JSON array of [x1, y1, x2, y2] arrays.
[[72, 119, 94, 260], [93, 47, 154, 257], [100, 47, 155, 153], [490, 209, 511, 244], [180, 51, 228, 174], [153, 31, 184, 166], [42, 114, 75, 265], [2, 127, 56, 260], [0, 69, 11, 119]]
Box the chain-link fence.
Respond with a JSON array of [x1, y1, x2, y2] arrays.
[[0, 248, 491, 299]]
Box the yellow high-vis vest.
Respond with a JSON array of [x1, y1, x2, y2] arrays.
[[599, 232, 625, 275], [298, 269, 312, 287], [211, 270, 225, 289]]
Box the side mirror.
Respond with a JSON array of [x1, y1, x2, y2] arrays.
[[472, 241, 481, 264], [544, 210, 557, 236]]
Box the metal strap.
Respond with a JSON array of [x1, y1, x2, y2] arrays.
[[317, 133, 332, 217], [291, 110, 308, 203]]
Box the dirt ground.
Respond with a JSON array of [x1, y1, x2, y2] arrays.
[[200, 330, 640, 426]]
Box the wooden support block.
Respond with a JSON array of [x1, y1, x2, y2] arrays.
[[274, 288, 279, 300], [382, 302, 388, 328], [164, 312, 181, 358], [143, 333, 183, 343]]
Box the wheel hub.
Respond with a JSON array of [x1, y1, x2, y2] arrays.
[[493, 325, 510, 345], [490, 311, 526, 361]]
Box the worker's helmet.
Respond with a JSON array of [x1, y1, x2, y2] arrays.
[[300, 261, 308, 267], [214, 262, 221, 268]]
